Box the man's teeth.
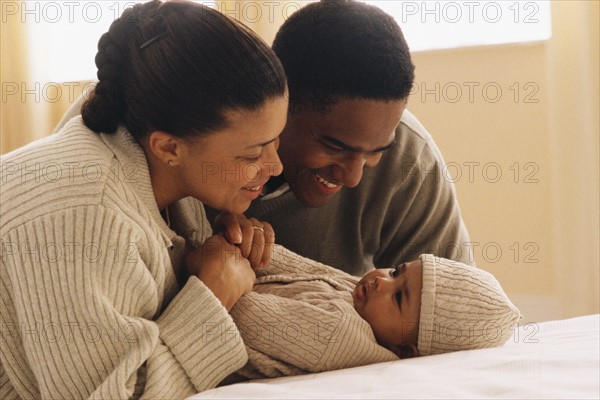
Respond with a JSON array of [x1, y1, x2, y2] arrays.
[[316, 173, 339, 188]]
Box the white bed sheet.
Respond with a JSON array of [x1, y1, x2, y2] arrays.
[[189, 314, 600, 399]]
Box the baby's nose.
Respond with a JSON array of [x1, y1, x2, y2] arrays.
[[374, 275, 393, 292], [374, 276, 384, 291]]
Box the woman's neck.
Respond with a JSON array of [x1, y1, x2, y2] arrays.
[[142, 145, 185, 211]]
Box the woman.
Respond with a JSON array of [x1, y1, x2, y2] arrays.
[[0, 1, 287, 398]]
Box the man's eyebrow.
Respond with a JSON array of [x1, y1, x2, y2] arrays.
[[320, 135, 396, 154]]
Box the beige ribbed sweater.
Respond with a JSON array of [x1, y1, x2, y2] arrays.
[[0, 117, 248, 399], [229, 246, 398, 380]]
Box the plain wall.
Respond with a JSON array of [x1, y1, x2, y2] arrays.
[[410, 43, 555, 322]]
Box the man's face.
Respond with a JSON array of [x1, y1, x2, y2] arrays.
[[277, 98, 406, 207]]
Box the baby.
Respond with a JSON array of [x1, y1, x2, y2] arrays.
[[227, 245, 521, 381]]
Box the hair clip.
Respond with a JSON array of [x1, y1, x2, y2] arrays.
[[140, 32, 167, 50]]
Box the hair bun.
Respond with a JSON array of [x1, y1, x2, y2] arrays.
[[81, 85, 122, 134]]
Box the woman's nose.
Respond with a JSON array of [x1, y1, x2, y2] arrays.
[[263, 141, 283, 177]]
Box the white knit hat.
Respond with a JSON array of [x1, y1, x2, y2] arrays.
[[417, 255, 522, 356]]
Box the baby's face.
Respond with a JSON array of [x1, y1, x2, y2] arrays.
[[352, 259, 423, 356]]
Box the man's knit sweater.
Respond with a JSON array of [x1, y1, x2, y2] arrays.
[[0, 117, 247, 399], [229, 246, 397, 380]]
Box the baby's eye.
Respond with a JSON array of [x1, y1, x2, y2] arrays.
[[395, 291, 402, 307]]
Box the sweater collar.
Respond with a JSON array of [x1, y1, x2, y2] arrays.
[[100, 125, 175, 242]]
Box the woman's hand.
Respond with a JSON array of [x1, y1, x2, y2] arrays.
[[212, 212, 275, 269], [186, 235, 255, 311]]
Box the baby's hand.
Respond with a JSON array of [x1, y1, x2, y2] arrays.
[[186, 235, 255, 310]]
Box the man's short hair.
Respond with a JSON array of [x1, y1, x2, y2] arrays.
[[273, 0, 415, 112]]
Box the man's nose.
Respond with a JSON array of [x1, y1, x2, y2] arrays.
[[335, 154, 366, 188]]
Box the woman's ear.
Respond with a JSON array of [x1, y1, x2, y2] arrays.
[[147, 131, 181, 166], [391, 343, 419, 359]]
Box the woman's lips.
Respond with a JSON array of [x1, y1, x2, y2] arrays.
[[242, 178, 269, 192], [240, 182, 266, 200]]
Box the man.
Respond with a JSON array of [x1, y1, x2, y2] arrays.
[[212, 0, 472, 275]]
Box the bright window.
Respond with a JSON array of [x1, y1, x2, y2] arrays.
[[365, 0, 552, 52]]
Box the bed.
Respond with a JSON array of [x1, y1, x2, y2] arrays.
[[189, 314, 599, 399]]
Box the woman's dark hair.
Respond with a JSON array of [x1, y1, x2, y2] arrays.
[[82, 0, 287, 139], [272, 0, 414, 112]]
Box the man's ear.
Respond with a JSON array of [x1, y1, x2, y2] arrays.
[[147, 131, 181, 166], [391, 343, 419, 359]]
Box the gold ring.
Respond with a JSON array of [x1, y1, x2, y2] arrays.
[[252, 225, 264, 233]]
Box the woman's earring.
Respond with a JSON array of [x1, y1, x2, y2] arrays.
[[167, 160, 174, 166]]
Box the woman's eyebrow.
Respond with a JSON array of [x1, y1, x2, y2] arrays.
[[243, 137, 278, 150]]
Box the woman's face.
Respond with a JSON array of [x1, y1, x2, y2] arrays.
[[178, 96, 288, 214]]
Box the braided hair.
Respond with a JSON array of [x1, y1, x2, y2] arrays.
[[82, 0, 287, 140]]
